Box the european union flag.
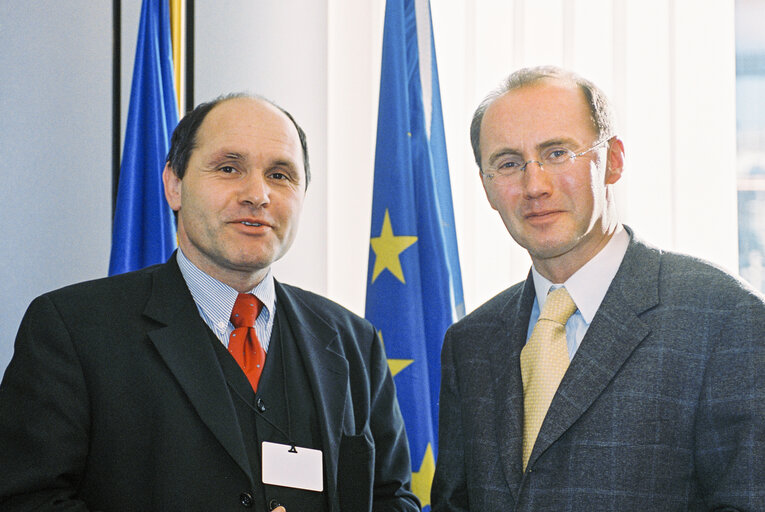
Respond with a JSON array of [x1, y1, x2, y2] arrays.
[[109, 0, 178, 276], [365, 0, 464, 508]]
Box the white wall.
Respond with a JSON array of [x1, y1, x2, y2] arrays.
[[194, 0, 330, 293], [0, 2, 113, 374], [0, 0, 738, 377]]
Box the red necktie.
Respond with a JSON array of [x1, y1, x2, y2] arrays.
[[229, 293, 265, 392]]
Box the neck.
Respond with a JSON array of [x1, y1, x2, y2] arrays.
[[178, 246, 269, 293], [220, 271, 269, 294], [533, 220, 621, 284]]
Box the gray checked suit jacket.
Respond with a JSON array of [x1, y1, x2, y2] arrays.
[[432, 229, 765, 511]]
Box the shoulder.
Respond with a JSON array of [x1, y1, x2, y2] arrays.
[[663, 254, 765, 319], [446, 280, 526, 338], [656, 248, 742, 280], [276, 281, 374, 334], [618, 231, 764, 311], [635, 239, 763, 309], [15, 263, 178, 358], [275, 282, 383, 379], [30, 263, 167, 317]]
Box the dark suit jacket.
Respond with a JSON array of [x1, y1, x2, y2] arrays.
[[0, 257, 419, 512], [432, 231, 765, 511]]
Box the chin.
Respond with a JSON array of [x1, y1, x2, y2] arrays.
[[526, 237, 577, 260], [223, 251, 272, 272]]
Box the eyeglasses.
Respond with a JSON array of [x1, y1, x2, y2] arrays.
[[480, 137, 612, 181]]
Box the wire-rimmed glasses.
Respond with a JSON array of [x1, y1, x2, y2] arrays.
[[480, 137, 612, 181]]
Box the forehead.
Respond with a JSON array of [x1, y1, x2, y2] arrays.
[[195, 97, 302, 161], [480, 79, 596, 149]]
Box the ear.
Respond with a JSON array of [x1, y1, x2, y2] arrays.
[[604, 137, 624, 185], [162, 163, 182, 211]]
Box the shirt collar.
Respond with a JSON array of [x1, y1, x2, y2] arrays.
[[176, 249, 276, 328], [531, 225, 630, 324]]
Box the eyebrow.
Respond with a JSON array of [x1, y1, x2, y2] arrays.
[[537, 137, 578, 150], [487, 148, 522, 167], [270, 158, 297, 170], [205, 151, 246, 165], [204, 149, 300, 172]]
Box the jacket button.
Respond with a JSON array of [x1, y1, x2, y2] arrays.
[[239, 492, 254, 507], [268, 498, 282, 510], [257, 398, 266, 412]]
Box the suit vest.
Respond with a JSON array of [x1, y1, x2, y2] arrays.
[[209, 302, 329, 511]]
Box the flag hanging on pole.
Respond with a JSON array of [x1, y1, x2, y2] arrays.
[[364, 0, 464, 509], [109, 0, 179, 276]]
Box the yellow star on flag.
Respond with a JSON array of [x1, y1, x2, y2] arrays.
[[378, 331, 414, 377], [370, 209, 417, 284], [388, 358, 414, 377], [411, 443, 435, 508]]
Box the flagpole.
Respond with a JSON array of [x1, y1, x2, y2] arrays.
[[111, 0, 121, 218]]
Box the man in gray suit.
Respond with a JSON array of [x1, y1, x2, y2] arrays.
[[431, 66, 765, 511]]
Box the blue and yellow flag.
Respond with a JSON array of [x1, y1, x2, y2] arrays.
[[365, 0, 464, 508], [109, 0, 178, 275]]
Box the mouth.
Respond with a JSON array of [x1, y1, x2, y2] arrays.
[[231, 218, 271, 230], [525, 210, 561, 219]]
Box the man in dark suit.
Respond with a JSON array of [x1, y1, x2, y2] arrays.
[[431, 66, 765, 511], [0, 94, 420, 512]]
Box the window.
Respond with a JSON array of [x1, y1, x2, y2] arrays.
[[736, 0, 765, 292]]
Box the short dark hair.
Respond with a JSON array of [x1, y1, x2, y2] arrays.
[[470, 66, 616, 169], [165, 92, 311, 187]]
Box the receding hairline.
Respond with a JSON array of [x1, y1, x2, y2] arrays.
[[191, 94, 309, 181], [470, 66, 616, 169], [486, 75, 589, 108], [198, 95, 297, 134]]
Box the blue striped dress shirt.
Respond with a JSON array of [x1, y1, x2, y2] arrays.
[[176, 249, 276, 352]]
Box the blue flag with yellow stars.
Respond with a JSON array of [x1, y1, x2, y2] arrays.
[[109, 0, 178, 275], [365, 0, 464, 509]]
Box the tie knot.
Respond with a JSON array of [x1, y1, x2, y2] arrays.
[[539, 287, 577, 325], [231, 293, 262, 328]]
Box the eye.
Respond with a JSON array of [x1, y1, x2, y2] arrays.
[[543, 148, 571, 164], [268, 170, 288, 180], [219, 165, 238, 174], [497, 157, 524, 170], [267, 168, 303, 186]]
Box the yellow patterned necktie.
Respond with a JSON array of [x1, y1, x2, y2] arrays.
[[520, 286, 578, 470]]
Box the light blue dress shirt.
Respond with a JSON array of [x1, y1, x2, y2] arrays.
[[526, 227, 630, 360], [176, 249, 277, 352]]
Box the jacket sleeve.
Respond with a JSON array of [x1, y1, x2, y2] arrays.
[[430, 327, 470, 512], [694, 290, 765, 510], [365, 327, 421, 511], [0, 295, 94, 511]]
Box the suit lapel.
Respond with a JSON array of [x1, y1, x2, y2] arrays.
[[528, 235, 661, 468], [143, 258, 253, 483], [491, 273, 536, 502], [274, 282, 348, 506]]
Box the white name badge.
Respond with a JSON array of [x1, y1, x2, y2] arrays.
[[261, 441, 324, 492]]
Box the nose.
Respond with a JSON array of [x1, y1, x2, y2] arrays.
[[521, 160, 552, 199], [239, 172, 270, 208]]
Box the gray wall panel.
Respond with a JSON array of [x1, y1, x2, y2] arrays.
[[0, 1, 112, 375]]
